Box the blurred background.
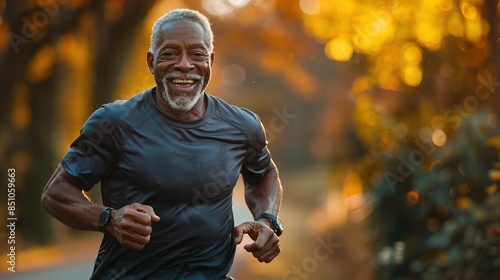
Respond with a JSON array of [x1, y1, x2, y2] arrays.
[[1, 0, 500, 279]]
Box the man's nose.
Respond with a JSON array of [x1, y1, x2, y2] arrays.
[[174, 54, 195, 72]]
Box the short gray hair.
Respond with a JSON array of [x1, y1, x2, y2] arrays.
[[149, 9, 214, 57]]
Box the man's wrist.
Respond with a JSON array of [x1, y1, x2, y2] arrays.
[[256, 217, 273, 229], [255, 213, 283, 236]]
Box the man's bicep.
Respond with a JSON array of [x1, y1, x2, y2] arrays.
[[43, 165, 90, 206], [58, 164, 85, 189], [241, 147, 271, 186], [61, 105, 122, 190]]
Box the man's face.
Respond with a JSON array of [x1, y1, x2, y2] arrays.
[[149, 20, 213, 115]]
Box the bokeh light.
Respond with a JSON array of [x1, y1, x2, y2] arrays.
[[325, 37, 353, 62], [432, 129, 447, 147], [202, 0, 250, 16], [221, 64, 246, 87], [299, 0, 320, 15]]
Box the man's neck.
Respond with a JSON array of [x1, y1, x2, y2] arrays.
[[153, 88, 207, 122]]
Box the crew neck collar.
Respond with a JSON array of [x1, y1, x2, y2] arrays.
[[146, 87, 212, 128]]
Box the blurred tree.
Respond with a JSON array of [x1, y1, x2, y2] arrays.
[[300, 0, 500, 278]]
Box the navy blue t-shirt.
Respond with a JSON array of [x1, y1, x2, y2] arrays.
[[61, 87, 271, 279]]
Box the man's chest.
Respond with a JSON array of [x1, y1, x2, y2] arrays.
[[113, 122, 248, 204]]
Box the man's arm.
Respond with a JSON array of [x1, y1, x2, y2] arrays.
[[41, 165, 160, 250], [234, 159, 283, 263], [245, 159, 282, 224]]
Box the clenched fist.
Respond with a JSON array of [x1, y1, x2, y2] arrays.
[[106, 203, 160, 250]]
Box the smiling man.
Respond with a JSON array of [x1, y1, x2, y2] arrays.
[[41, 8, 283, 280]]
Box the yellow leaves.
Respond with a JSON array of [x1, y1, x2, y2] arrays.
[[486, 184, 497, 195], [486, 136, 500, 163], [448, 12, 465, 37], [301, 0, 489, 89], [403, 44, 423, 65], [27, 44, 54, 82], [65, 0, 91, 9], [350, 76, 373, 97], [486, 136, 500, 150], [427, 217, 441, 231], [486, 135, 500, 149], [299, 0, 320, 15], [464, 17, 485, 42], [456, 196, 471, 209], [105, 0, 123, 23], [0, 20, 9, 52], [461, 2, 477, 20], [415, 22, 443, 51], [437, 0, 453, 11], [431, 129, 447, 146], [342, 171, 363, 197], [325, 38, 353, 62], [378, 69, 402, 90], [401, 65, 423, 87], [489, 169, 500, 182], [320, 0, 354, 16], [302, 17, 336, 40], [10, 150, 33, 174], [11, 83, 31, 130], [405, 190, 420, 205], [56, 34, 89, 68], [260, 53, 317, 99]]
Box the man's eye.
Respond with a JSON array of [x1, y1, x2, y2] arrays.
[[191, 52, 208, 61], [161, 52, 178, 59]]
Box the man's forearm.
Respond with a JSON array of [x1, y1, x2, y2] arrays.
[[244, 160, 283, 218]]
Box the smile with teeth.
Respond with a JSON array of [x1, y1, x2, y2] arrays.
[[172, 79, 195, 84]]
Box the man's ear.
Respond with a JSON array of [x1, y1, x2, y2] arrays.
[[146, 51, 155, 74], [210, 52, 215, 67]]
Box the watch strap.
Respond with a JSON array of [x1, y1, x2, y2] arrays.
[[255, 213, 277, 222]]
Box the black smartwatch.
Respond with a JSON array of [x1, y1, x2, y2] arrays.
[[255, 213, 283, 236], [98, 207, 113, 233]]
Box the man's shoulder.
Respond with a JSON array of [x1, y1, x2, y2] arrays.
[[209, 94, 262, 127], [91, 89, 151, 123]]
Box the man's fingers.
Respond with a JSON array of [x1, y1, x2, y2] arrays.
[[111, 203, 159, 250], [131, 203, 160, 223], [119, 216, 152, 236], [234, 222, 254, 244], [243, 228, 273, 252], [234, 221, 281, 263], [260, 245, 281, 263], [121, 235, 150, 250], [246, 242, 280, 262]]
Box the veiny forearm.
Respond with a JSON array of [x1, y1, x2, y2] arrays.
[[244, 159, 283, 218], [41, 165, 103, 231]]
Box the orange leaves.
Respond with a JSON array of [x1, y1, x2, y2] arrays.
[[301, 0, 489, 88], [260, 53, 317, 99], [27, 44, 54, 82], [11, 83, 31, 130]]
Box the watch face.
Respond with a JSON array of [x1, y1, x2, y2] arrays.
[[274, 217, 283, 235], [98, 211, 110, 227], [276, 217, 283, 230]]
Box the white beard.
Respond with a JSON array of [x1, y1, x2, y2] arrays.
[[161, 74, 204, 115]]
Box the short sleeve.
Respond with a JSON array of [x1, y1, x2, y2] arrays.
[[241, 117, 271, 185], [61, 104, 123, 191]]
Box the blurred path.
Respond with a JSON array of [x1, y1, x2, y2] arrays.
[[1, 259, 95, 280], [0, 233, 99, 280]]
